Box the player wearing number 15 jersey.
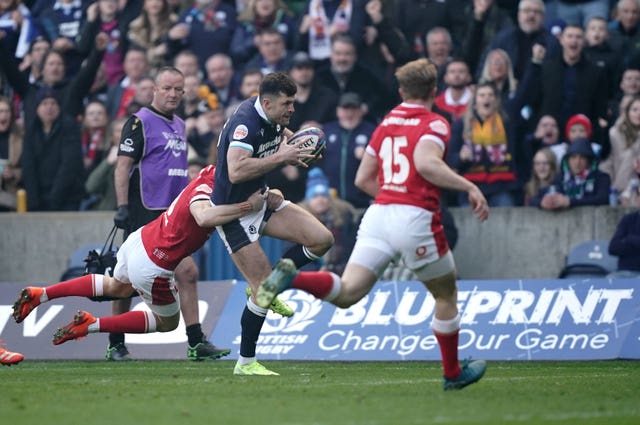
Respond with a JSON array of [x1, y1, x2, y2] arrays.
[[256, 59, 491, 390]]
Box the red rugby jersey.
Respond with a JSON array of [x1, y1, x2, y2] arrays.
[[141, 165, 216, 270], [367, 103, 450, 212]]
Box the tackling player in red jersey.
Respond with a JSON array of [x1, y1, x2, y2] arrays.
[[257, 58, 490, 390], [12, 166, 274, 345]]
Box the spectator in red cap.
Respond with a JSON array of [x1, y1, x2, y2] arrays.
[[551, 113, 603, 163], [566, 113, 593, 140]]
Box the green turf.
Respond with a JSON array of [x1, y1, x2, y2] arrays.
[[1, 360, 639, 425]]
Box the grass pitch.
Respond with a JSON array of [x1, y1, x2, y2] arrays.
[[2, 360, 638, 425]]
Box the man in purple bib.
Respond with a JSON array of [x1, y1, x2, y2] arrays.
[[111, 66, 228, 361]]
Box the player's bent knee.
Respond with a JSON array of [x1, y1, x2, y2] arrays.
[[313, 226, 335, 253], [332, 284, 365, 309], [175, 259, 199, 284], [104, 279, 136, 298], [332, 298, 356, 309], [155, 313, 180, 332], [423, 271, 457, 301]]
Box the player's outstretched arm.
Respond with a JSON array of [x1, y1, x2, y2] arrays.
[[190, 190, 265, 227], [415, 140, 489, 222]]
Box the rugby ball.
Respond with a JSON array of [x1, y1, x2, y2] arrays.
[[287, 127, 326, 165]]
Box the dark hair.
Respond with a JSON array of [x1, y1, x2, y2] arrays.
[[0, 95, 15, 120], [622, 64, 640, 75], [125, 46, 148, 59], [29, 35, 50, 53], [258, 27, 283, 39], [242, 68, 263, 81], [259, 72, 296, 97], [562, 23, 584, 34], [474, 81, 500, 99], [330, 33, 356, 49], [39, 49, 65, 74], [444, 57, 470, 73]]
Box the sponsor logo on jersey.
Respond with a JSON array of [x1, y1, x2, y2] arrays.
[[429, 119, 448, 135], [153, 248, 169, 261], [120, 138, 134, 152], [162, 131, 188, 157], [256, 136, 282, 157], [168, 168, 188, 176], [233, 125, 249, 140], [195, 183, 213, 194]]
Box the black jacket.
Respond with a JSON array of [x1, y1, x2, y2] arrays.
[[609, 211, 640, 272], [314, 62, 398, 122], [537, 54, 608, 135], [21, 114, 85, 211]]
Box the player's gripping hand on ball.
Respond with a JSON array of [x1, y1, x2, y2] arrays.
[[285, 127, 326, 166], [277, 135, 315, 167]]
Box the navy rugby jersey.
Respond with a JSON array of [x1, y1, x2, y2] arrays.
[[212, 96, 286, 205]]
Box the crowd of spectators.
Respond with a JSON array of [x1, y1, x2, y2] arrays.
[[0, 0, 639, 221]]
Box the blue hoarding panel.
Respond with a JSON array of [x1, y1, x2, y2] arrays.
[[210, 278, 639, 361]]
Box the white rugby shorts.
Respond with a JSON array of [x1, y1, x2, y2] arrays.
[[114, 228, 180, 317], [348, 203, 454, 281]]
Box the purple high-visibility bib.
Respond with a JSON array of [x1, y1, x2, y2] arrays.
[[135, 107, 188, 210]]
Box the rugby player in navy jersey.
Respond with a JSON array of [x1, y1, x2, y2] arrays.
[[212, 72, 334, 375]]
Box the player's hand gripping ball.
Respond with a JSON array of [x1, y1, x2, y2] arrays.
[[287, 127, 326, 165]]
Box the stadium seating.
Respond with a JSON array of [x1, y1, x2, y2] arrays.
[[558, 240, 618, 279], [59, 243, 104, 281]]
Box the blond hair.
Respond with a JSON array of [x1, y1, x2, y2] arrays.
[[617, 95, 640, 149], [238, 0, 291, 22], [394, 58, 438, 101], [479, 49, 518, 97]]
